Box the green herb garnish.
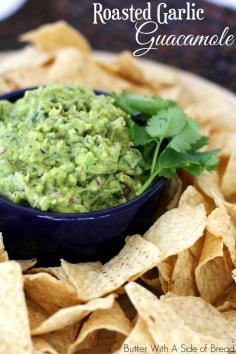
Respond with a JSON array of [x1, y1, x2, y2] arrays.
[[113, 92, 220, 196]]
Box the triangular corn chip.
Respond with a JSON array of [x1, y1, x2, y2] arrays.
[[170, 249, 197, 296], [144, 194, 206, 258], [113, 317, 154, 354], [20, 21, 91, 53], [24, 272, 79, 314], [207, 207, 236, 266], [0, 262, 32, 353], [31, 294, 116, 335], [0, 233, 8, 262], [61, 235, 161, 301], [68, 301, 131, 354], [195, 232, 233, 303], [221, 152, 236, 199], [125, 282, 217, 347]]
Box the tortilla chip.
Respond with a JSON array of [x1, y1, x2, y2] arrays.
[[33, 337, 59, 354], [137, 56, 177, 87], [18, 259, 37, 272], [68, 301, 132, 354], [144, 189, 206, 258], [190, 237, 205, 261], [179, 185, 215, 215], [141, 268, 162, 294], [0, 47, 54, 75], [178, 186, 204, 207], [217, 285, 236, 311], [98, 51, 177, 90], [181, 184, 215, 215], [125, 282, 215, 346], [165, 177, 183, 210], [109, 51, 149, 85], [105, 51, 177, 95], [30, 308, 79, 354], [24, 272, 79, 314], [0, 233, 8, 262], [27, 300, 48, 330], [3, 66, 49, 90], [0, 77, 12, 94], [61, 235, 161, 301], [158, 275, 169, 294], [157, 260, 175, 293], [70, 333, 98, 352], [221, 152, 236, 199], [73, 331, 116, 354], [90, 63, 154, 95], [113, 317, 155, 354], [20, 21, 91, 53], [207, 207, 236, 266], [1, 47, 152, 94], [196, 171, 236, 221], [146, 75, 178, 95], [218, 155, 229, 182], [209, 132, 236, 157], [0, 261, 32, 353], [224, 249, 235, 274], [232, 269, 236, 283], [221, 310, 236, 332], [43, 324, 79, 354], [27, 266, 69, 281], [140, 276, 162, 294], [111, 333, 127, 353], [158, 86, 182, 102], [47, 47, 87, 83], [47, 48, 152, 94], [195, 231, 233, 304], [196, 171, 223, 203], [162, 295, 236, 341], [31, 294, 116, 335], [170, 249, 198, 296], [224, 203, 236, 223], [183, 86, 236, 130]]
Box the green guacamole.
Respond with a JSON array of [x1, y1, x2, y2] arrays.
[[0, 84, 146, 212]]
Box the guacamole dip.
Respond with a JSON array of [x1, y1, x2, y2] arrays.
[[0, 84, 146, 212]]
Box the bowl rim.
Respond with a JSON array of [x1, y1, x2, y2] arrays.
[[0, 86, 167, 218]]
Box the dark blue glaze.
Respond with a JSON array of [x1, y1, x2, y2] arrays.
[[0, 87, 167, 264]]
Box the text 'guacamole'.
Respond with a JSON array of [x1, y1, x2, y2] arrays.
[[0, 84, 146, 212]]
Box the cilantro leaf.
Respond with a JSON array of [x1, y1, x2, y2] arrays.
[[146, 107, 186, 139], [189, 136, 209, 152], [142, 143, 156, 167], [131, 123, 154, 146], [113, 92, 174, 116], [114, 91, 220, 195], [169, 119, 201, 153], [157, 147, 219, 178], [153, 96, 176, 110]]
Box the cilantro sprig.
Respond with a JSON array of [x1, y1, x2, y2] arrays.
[[113, 92, 220, 196]]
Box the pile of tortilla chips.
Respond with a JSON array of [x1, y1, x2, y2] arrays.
[[1, 21, 236, 354]]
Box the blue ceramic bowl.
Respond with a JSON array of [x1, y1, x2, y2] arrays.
[[0, 87, 166, 265]]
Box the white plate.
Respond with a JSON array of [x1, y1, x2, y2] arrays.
[[0, 0, 26, 21]]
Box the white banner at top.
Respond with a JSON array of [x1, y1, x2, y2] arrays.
[[0, 0, 26, 21], [205, 0, 236, 9]]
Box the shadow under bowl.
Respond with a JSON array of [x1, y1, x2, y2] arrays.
[[0, 87, 167, 265]]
